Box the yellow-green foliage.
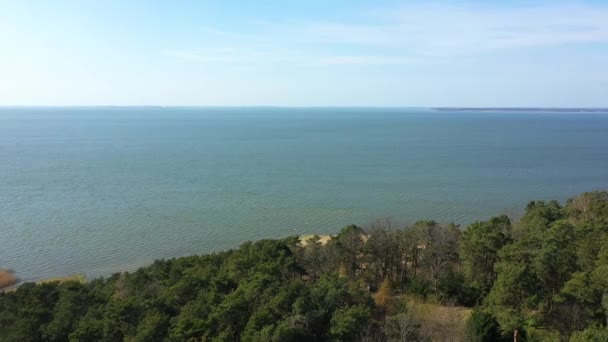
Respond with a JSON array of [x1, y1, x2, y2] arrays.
[[404, 295, 472, 342]]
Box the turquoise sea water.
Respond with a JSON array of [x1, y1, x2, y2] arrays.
[[1, 107, 608, 281]]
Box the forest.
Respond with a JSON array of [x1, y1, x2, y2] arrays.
[[1, 191, 607, 341]]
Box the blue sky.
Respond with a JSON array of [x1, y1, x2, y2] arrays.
[[1, 0, 607, 106]]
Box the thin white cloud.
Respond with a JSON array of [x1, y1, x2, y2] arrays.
[[318, 55, 418, 65], [297, 23, 395, 46], [162, 2, 608, 65], [328, 3, 608, 53], [161, 48, 271, 64], [162, 48, 417, 67], [161, 50, 209, 62]]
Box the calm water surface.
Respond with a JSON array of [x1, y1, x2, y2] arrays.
[[1, 107, 608, 281]]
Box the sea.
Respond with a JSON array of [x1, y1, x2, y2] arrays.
[[1, 107, 608, 281]]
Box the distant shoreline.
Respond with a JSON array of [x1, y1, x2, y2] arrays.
[[1, 106, 607, 111], [433, 107, 608, 112]]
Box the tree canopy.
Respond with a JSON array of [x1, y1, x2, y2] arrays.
[[1, 191, 608, 341]]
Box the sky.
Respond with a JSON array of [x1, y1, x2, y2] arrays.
[[1, 0, 607, 107]]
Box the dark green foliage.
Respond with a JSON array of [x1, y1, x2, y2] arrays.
[[2, 191, 608, 341], [460, 215, 512, 297], [519, 200, 563, 232], [0, 239, 374, 342], [481, 192, 608, 340], [405, 276, 432, 299], [569, 324, 608, 342], [436, 270, 477, 306], [465, 309, 508, 342], [329, 304, 372, 341]]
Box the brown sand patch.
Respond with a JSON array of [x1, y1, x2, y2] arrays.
[[0, 269, 17, 289]]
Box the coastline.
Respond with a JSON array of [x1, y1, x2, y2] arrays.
[[4, 108, 608, 290], [1, 273, 87, 293], [2, 234, 335, 292], [432, 107, 608, 112]]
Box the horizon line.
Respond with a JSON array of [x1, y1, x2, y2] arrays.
[[1, 105, 608, 110]]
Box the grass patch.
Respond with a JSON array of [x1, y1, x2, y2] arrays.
[[36, 274, 87, 285], [403, 295, 472, 341]]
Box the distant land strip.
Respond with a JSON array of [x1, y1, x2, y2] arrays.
[[433, 107, 608, 112]]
